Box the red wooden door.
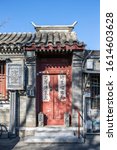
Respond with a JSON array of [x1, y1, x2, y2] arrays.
[[36, 58, 72, 125], [0, 62, 7, 99], [42, 74, 69, 125]]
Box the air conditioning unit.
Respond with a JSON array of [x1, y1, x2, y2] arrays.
[[86, 59, 94, 70]]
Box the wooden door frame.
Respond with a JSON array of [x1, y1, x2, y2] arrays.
[[36, 55, 72, 126]]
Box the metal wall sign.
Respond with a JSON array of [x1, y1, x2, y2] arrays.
[[6, 62, 24, 90], [42, 75, 50, 101], [58, 74, 66, 100], [86, 59, 94, 70]]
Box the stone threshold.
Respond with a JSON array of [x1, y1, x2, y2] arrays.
[[18, 126, 84, 131], [17, 126, 85, 143]]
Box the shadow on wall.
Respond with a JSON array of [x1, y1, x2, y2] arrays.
[[18, 96, 34, 128], [0, 109, 10, 127]]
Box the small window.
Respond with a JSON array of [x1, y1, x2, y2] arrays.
[[90, 74, 100, 109], [0, 61, 7, 100]]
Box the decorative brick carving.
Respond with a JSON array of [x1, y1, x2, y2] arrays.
[[64, 112, 70, 127], [6, 62, 24, 90], [38, 112, 44, 127]]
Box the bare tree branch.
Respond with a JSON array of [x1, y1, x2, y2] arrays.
[[0, 18, 10, 28]]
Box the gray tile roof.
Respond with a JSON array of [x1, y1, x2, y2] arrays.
[[0, 22, 86, 53], [0, 32, 79, 46], [0, 32, 85, 53], [84, 50, 100, 58]]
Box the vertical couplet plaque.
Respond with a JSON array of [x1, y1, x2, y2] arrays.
[[58, 74, 66, 100]]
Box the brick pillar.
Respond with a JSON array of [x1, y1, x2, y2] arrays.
[[72, 51, 83, 127], [26, 59, 36, 127]]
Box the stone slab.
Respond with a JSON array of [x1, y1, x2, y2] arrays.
[[23, 126, 84, 143], [24, 135, 84, 143]]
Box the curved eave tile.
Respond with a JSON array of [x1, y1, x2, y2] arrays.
[[0, 31, 85, 52]]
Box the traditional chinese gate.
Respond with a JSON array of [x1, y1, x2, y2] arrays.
[[36, 57, 72, 125]]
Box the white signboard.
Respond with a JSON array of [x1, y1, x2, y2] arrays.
[[86, 59, 94, 70], [6, 62, 24, 90], [42, 75, 50, 101], [58, 74, 66, 100]]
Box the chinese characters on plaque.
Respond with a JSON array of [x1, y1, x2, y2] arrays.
[[58, 74, 66, 100], [42, 75, 50, 101], [42, 74, 66, 101]]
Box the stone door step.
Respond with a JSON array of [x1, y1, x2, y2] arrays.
[[24, 135, 84, 143], [22, 127, 84, 143], [35, 127, 79, 131], [35, 130, 74, 137]]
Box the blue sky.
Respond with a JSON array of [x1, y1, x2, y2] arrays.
[[0, 0, 99, 50]]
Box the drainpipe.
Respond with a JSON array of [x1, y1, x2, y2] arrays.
[[83, 94, 86, 137], [76, 94, 87, 139], [78, 111, 80, 138]]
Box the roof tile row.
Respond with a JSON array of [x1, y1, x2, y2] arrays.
[[0, 32, 78, 46]]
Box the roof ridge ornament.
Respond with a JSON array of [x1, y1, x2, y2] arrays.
[[72, 21, 78, 27], [31, 21, 78, 32]]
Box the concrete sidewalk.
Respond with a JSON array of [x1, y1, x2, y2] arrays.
[[0, 137, 20, 150], [0, 135, 100, 150]]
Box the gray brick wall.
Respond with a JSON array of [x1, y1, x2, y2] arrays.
[[72, 51, 83, 127]]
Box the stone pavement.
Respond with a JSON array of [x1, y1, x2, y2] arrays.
[[0, 135, 100, 150]]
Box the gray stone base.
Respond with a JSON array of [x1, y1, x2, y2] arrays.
[[19, 127, 84, 143], [19, 129, 35, 138], [24, 135, 85, 143]]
